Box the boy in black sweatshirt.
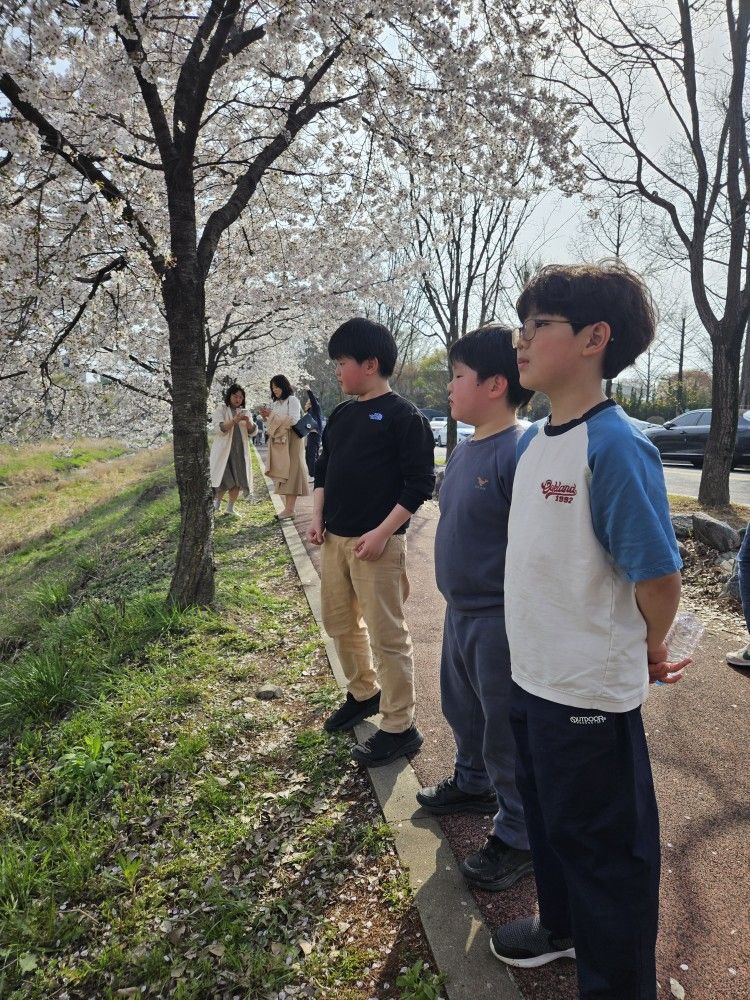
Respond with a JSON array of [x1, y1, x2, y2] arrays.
[[307, 318, 435, 766]]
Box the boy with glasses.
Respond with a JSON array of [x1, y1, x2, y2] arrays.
[[491, 263, 688, 1000]]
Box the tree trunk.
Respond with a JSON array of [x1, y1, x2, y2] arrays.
[[161, 162, 215, 610], [698, 323, 741, 508], [163, 270, 214, 607], [677, 316, 686, 413], [740, 319, 750, 410]]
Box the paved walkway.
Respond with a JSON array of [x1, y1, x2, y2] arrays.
[[278, 482, 749, 999]]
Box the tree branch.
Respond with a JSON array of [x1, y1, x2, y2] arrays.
[[0, 72, 166, 274]]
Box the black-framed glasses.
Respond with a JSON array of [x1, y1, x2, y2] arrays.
[[511, 317, 586, 348]]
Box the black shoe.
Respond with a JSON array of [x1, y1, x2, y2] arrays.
[[351, 726, 424, 767], [460, 834, 534, 891], [416, 775, 497, 816], [490, 915, 575, 968], [323, 691, 380, 733]]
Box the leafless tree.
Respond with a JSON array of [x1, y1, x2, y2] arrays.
[[547, 0, 750, 506], [409, 177, 536, 451]]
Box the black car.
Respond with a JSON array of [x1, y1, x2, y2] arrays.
[[644, 409, 750, 467]]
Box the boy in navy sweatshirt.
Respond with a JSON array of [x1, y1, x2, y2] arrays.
[[308, 318, 435, 767], [417, 325, 534, 893]]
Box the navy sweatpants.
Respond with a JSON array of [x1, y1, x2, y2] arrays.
[[440, 609, 528, 850], [510, 683, 660, 1000]]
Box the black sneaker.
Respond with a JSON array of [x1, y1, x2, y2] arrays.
[[416, 775, 497, 816], [323, 691, 380, 733], [490, 916, 575, 968], [351, 726, 424, 767], [460, 834, 534, 891]]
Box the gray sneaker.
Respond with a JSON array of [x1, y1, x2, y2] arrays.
[[726, 643, 750, 667], [490, 915, 575, 968]]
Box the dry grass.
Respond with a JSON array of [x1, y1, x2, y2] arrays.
[[0, 445, 173, 555], [667, 493, 750, 529], [0, 438, 127, 486]]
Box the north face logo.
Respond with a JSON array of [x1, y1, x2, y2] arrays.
[[541, 479, 577, 503]]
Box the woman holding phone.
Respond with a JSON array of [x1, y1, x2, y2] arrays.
[[210, 383, 255, 516]]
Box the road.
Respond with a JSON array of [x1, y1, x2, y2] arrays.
[[662, 463, 750, 505], [435, 447, 750, 506]]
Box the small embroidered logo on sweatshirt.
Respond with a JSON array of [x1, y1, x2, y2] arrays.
[[475, 476, 489, 490], [369, 412, 383, 421], [541, 479, 577, 503]]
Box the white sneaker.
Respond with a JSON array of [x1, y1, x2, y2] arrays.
[[726, 643, 750, 667]]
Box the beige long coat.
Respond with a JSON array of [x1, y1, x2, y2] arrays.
[[265, 396, 309, 498], [209, 404, 253, 491]]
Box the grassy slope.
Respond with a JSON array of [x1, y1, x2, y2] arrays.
[[0, 447, 438, 999], [0, 442, 172, 556], [0, 439, 128, 485]]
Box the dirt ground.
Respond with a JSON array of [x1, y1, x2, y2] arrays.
[[285, 487, 749, 1000]]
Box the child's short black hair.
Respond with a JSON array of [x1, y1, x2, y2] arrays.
[[270, 374, 294, 400], [223, 383, 245, 406], [449, 325, 534, 408], [327, 317, 397, 378], [516, 261, 657, 379]]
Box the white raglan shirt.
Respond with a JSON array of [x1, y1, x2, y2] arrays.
[[505, 400, 682, 713]]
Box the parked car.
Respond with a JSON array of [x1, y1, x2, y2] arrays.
[[626, 416, 659, 431], [431, 418, 474, 446], [643, 409, 750, 467], [431, 416, 532, 446]]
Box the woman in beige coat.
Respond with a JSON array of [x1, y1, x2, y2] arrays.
[[260, 375, 309, 518]]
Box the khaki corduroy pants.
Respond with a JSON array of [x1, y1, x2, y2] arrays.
[[320, 532, 415, 733]]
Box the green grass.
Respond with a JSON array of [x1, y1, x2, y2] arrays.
[[0, 447, 429, 999]]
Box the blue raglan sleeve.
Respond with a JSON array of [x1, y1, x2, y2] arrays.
[[588, 420, 682, 582], [515, 422, 541, 463]]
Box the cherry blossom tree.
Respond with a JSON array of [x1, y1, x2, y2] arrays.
[[1, 0, 575, 605]]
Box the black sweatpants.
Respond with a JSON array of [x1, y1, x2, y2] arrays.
[[510, 683, 660, 1000]]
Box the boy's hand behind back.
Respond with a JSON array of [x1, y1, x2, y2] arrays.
[[354, 528, 389, 561], [647, 641, 690, 684]]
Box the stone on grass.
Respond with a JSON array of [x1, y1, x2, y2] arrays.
[[724, 564, 742, 602], [256, 684, 284, 701], [692, 513, 740, 553], [670, 514, 694, 540]]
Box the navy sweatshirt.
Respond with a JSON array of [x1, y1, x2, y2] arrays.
[[314, 392, 435, 536]]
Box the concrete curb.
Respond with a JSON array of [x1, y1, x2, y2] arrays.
[[258, 463, 522, 1000]]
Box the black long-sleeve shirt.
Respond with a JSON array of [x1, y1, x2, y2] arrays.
[[314, 392, 435, 536]]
